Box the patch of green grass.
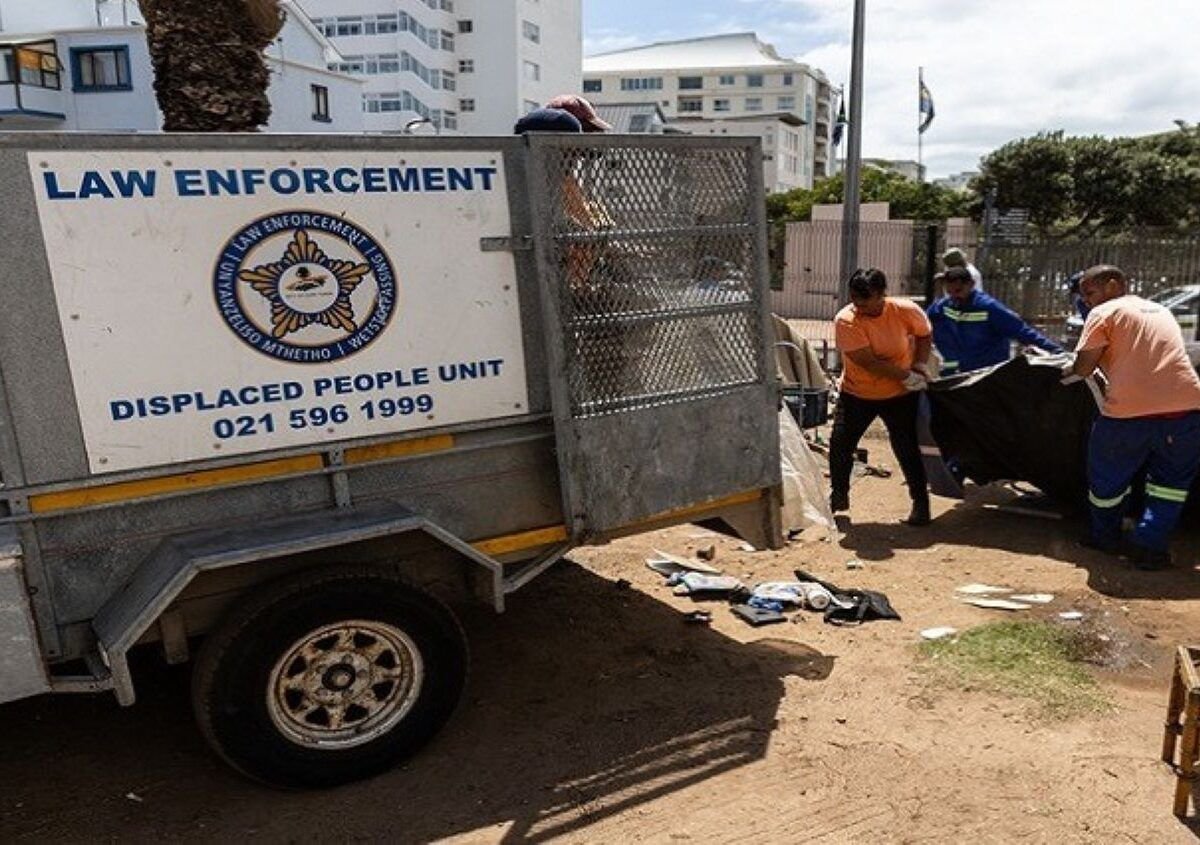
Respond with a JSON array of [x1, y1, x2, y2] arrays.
[[919, 621, 1110, 718]]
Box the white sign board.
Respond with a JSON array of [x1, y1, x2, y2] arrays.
[[28, 150, 528, 474]]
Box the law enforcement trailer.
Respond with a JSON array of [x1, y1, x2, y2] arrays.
[[0, 133, 783, 788]]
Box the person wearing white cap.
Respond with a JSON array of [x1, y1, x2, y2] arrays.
[[942, 248, 983, 291]]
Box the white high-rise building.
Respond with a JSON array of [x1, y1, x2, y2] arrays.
[[299, 0, 582, 134], [583, 33, 834, 192]]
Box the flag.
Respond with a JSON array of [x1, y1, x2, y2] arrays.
[[919, 74, 935, 134], [832, 94, 847, 146]]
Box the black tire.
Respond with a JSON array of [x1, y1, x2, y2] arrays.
[[192, 565, 468, 789]]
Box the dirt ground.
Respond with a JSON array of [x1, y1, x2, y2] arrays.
[[2, 432, 1199, 843]]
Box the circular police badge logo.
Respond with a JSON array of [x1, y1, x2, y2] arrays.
[[214, 211, 397, 363]]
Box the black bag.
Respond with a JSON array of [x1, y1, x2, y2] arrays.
[[793, 569, 901, 626]]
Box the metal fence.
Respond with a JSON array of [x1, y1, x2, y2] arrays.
[[981, 234, 1200, 342], [771, 218, 1200, 347], [769, 218, 976, 340]]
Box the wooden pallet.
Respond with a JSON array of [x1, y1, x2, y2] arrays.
[[1163, 645, 1200, 818]]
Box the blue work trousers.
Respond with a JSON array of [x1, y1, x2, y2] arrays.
[[1087, 412, 1200, 552]]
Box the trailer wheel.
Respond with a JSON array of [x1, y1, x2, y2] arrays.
[[192, 566, 467, 789]]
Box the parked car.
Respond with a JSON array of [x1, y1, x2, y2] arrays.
[[1065, 284, 1200, 350]]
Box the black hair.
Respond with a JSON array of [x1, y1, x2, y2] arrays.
[[848, 268, 887, 300], [1082, 264, 1126, 290], [943, 266, 972, 285]]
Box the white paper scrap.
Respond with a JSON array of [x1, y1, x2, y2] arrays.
[[963, 598, 1033, 611], [955, 583, 1013, 596]]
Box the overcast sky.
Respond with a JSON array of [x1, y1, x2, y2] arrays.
[[584, 0, 1200, 179]]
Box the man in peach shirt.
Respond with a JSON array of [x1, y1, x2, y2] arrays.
[[830, 268, 934, 526], [1064, 265, 1200, 569]]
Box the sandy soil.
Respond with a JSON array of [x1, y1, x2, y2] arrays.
[[1, 433, 1198, 844]]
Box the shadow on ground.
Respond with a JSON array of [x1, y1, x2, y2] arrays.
[[0, 561, 832, 843], [837, 488, 1200, 602]]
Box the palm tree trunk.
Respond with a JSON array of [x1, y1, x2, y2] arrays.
[[138, 0, 284, 131]]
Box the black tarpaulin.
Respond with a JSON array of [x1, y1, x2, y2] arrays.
[[926, 355, 1099, 509]]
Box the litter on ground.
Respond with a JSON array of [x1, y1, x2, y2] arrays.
[[648, 549, 722, 575], [962, 597, 1034, 611], [1010, 593, 1055, 604], [921, 626, 958, 640], [955, 583, 1013, 596]]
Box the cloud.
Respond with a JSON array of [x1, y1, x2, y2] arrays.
[[586, 0, 1200, 177]]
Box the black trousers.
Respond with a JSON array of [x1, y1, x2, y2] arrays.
[[830, 391, 929, 505]]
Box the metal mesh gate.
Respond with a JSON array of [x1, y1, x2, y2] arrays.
[[536, 141, 765, 418], [526, 136, 779, 537]]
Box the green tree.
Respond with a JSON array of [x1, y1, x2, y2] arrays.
[[138, 0, 284, 131], [974, 130, 1200, 236], [767, 168, 970, 225]]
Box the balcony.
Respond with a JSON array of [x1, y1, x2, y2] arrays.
[[0, 40, 66, 126]]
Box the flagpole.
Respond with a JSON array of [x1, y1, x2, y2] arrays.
[[918, 67, 924, 183], [838, 0, 866, 302]]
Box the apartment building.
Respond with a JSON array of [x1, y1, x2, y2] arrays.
[[301, 0, 582, 134], [0, 0, 363, 132], [583, 32, 833, 191]]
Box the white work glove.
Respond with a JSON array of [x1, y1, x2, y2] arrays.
[[1059, 353, 1082, 385], [902, 370, 929, 392]]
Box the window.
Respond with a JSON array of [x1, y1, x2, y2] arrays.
[[782, 73, 794, 85], [777, 95, 796, 110], [677, 97, 702, 113], [71, 46, 131, 92], [10, 46, 61, 90], [459, 59, 474, 73], [628, 114, 651, 132], [747, 74, 763, 87], [522, 20, 540, 43], [582, 78, 601, 93], [523, 60, 540, 82], [619, 76, 662, 91], [678, 75, 702, 90], [523, 99, 540, 112], [442, 70, 455, 91], [713, 98, 730, 112], [440, 110, 457, 130], [440, 30, 454, 50], [311, 84, 330, 122], [457, 19, 472, 33], [440, 0, 454, 10], [719, 74, 735, 86], [459, 98, 475, 112], [745, 97, 762, 111]]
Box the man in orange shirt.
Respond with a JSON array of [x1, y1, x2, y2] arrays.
[[831, 268, 934, 526], [1064, 265, 1200, 569]]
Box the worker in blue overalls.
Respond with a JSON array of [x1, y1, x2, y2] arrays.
[[927, 266, 1064, 376]]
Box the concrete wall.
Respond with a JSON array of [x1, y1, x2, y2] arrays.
[[56, 27, 159, 130], [265, 59, 363, 131]]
